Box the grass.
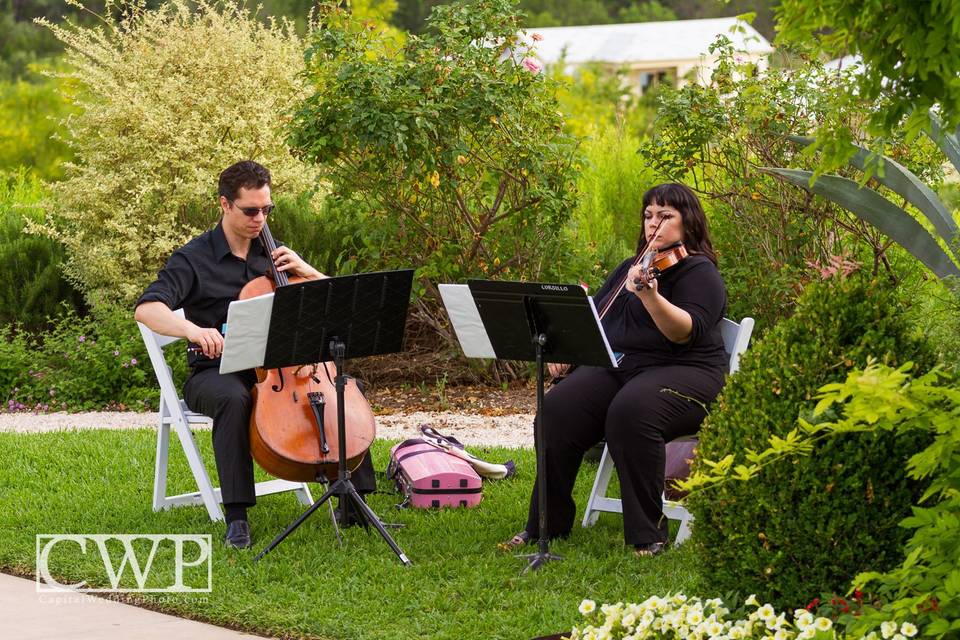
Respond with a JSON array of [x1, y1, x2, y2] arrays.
[[0, 428, 700, 640]]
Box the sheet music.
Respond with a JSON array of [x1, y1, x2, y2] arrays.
[[220, 293, 274, 374], [438, 284, 497, 359], [587, 295, 619, 368]]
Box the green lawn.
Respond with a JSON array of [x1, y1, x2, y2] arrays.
[[0, 428, 699, 640]]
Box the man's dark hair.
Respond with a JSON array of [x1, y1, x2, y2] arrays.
[[218, 160, 271, 201]]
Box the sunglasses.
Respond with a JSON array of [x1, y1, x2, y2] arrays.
[[230, 200, 275, 217]]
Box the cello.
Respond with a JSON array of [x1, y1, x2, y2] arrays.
[[239, 223, 376, 484]]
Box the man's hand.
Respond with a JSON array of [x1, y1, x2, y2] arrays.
[[185, 324, 224, 359], [272, 246, 323, 279]]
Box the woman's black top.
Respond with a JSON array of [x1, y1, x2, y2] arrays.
[[593, 254, 728, 372]]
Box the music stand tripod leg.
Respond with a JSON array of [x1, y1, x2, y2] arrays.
[[517, 333, 562, 573]]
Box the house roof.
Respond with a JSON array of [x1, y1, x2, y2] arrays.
[[523, 17, 773, 65]]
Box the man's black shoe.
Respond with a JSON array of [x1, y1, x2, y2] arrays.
[[225, 520, 252, 549]]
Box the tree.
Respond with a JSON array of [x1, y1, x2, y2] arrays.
[[289, 0, 580, 349], [776, 0, 960, 173]]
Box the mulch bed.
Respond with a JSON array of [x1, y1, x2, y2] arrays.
[[365, 380, 537, 415]]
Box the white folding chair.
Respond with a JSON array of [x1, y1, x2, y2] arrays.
[[138, 309, 313, 522], [581, 316, 755, 545]]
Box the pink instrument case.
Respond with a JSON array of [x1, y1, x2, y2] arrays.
[[387, 440, 483, 508]]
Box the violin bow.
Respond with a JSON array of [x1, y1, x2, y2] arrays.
[[597, 218, 665, 319]]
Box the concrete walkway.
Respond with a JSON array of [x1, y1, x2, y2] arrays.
[[1, 572, 271, 639]]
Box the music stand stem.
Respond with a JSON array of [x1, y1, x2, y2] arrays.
[[517, 333, 562, 572], [255, 339, 411, 566]]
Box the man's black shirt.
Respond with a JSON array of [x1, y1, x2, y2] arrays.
[[137, 221, 273, 370]]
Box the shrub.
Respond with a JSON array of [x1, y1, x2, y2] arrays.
[[687, 273, 935, 609], [288, 0, 580, 338], [1, 303, 187, 412], [0, 69, 76, 180], [35, 0, 321, 307], [0, 170, 85, 331], [683, 363, 960, 639]]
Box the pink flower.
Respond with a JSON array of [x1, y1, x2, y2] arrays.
[[522, 57, 543, 74], [78, 335, 86, 342], [130, 358, 138, 366], [531, 33, 543, 42], [113, 350, 120, 357]]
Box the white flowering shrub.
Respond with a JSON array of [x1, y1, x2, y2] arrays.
[[566, 593, 921, 640], [34, 0, 321, 306]]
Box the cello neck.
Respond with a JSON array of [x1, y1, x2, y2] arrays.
[[258, 223, 288, 287]]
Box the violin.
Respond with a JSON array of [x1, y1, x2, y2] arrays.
[[635, 242, 689, 288], [241, 223, 376, 483]]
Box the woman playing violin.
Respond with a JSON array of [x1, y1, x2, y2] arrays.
[[503, 183, 728, 557]]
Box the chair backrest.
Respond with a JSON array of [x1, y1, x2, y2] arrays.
[[137, 309, 187, 418], [719, 317, 755, 374]]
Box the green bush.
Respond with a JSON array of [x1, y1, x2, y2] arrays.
[[1, 304, 188, 412], [36, 0, 320, 307], [688, 274, 935, 609], [0, 69, 76, 180], [289, 0, 580, 331], [0, 170, 84, 331]]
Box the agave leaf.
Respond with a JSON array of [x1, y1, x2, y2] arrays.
[[927, 112, 960, 174], [762, 167, 960, 280], [787, 135, 957, 244]]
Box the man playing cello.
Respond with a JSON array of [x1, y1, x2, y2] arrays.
[[135, 160, 376, 549]]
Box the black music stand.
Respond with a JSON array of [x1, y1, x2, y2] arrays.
[[254, 269, 414, 566], [466, 280, 617, 573]]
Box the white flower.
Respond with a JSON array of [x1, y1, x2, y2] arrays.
[[729, 627, 744, 639], [688, 610, 705, 626], [766, 613, 786, 630], [746, 594, 760, 606], [881, 621, 898, 639], [892, 634, 906, 640], [774, 629, 790, 640], [757, 604, 776, 621], [798, 627, 815, 639], [900, 623, 918, 638], [814, 617, 833, 632], [673, 593, 689, 605], [708, 621, 725, 636], [580, 599, 597, 615], [795, 611, 813, 630], [622, 613, 637, 628]]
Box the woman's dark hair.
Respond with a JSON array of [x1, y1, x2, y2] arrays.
[[636, 183, 717, 265], [218, 160, 271, 201]]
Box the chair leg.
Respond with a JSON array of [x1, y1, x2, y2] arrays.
[[674, 509, 693, 546], [172, 420, 224, 522], [296, 483, 314, 506], [153, 421, 171, 512], [582, 444, 618, 527]]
